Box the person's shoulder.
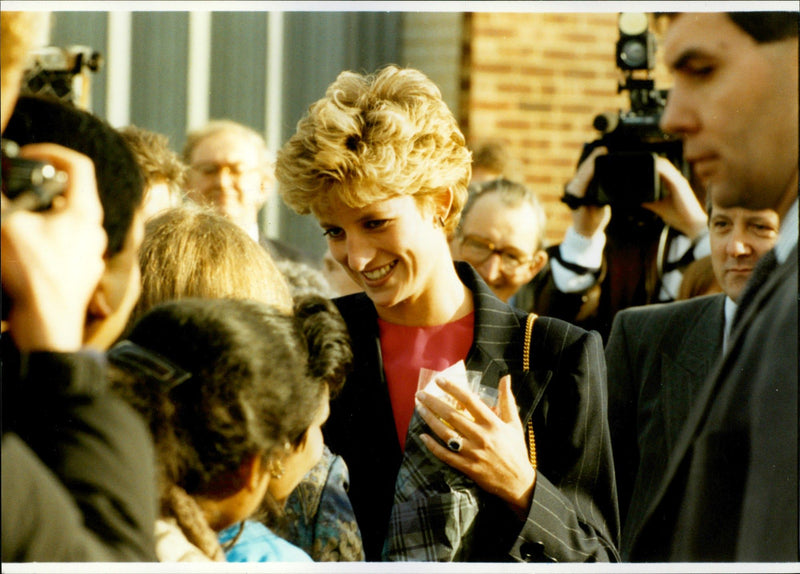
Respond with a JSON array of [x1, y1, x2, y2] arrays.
[[607, 295, 726, 353], [521, 311, 602, 358], [333, 291, 372, 318], [155, 517, 212, 562], [616, 294, 725, 325], [223, 521, 312, 563]]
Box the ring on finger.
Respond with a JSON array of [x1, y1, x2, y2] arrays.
[[447, 434, 464, 453]]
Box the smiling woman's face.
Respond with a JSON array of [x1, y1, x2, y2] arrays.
[[315, 193, 449, 322]]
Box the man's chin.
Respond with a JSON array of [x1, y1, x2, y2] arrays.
[[726, 281, 749, 303]]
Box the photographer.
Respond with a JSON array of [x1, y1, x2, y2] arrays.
[[1, 13, 157, 560], [514, 145, 708, 340], [514, 13, 710, 340]]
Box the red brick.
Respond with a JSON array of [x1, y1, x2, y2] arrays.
[[463, 12, 669, 243]]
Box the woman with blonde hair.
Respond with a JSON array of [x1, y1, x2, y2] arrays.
[[276, 65, 618, 562], [124, 204, 363, 561]]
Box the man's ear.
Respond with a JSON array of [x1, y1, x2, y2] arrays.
[[256, 169, 275, 206], [86, 279, 113, 321], [525, 249, 549, 282]]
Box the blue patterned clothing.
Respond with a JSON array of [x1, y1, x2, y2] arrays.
[[275, 446, 365, 561]]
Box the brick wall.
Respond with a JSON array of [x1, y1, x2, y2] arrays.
[[461, 12, 669, 245]]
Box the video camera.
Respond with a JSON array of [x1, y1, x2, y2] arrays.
[[569, 13, 688, 210], [21, 45, 102, 110]]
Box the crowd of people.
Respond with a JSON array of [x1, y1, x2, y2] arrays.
[[1, 10, 797, 567]]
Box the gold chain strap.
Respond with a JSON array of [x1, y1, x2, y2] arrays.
[[523, 313, 538, 470]]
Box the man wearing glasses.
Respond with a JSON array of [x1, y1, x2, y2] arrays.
[[451, 178, 549, 304], [183, 119, 315, 266]]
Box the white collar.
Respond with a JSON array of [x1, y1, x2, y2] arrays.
[[775, 198, 798, 264]]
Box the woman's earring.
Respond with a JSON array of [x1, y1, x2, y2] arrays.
[[437, 216, 445, 228], [269, 459, 285, 479]]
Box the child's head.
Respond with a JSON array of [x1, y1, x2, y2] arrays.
[[128, 204, 293, 335], [110, 295, 351, 534]]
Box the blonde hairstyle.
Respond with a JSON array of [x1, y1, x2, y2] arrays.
[[1, 12, 48, 127], [460, 178, 548, 251], [1, 12, 46, 84], [276, 65, 472, 235], [129, 205, 292, 329]]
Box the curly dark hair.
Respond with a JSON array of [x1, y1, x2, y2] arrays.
[[293, 294, 353, 398], [109, 296, 351, 501]]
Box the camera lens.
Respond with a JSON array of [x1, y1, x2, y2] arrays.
[[619, 39, 647, 68]]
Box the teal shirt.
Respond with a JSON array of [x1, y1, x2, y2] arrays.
[[219, 520, 311, 563]]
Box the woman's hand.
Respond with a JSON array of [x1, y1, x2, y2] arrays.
[[416, 374, 536, 520]]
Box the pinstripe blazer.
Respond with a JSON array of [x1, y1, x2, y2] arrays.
[[604, 294, 726, 560], [327, 262, 620, 562]]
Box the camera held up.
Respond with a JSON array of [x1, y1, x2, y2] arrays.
[[1, 139, 68, 212], [563, 13, 688, 211]]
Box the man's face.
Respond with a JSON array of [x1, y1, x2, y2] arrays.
[[454, 193, 547, 302], [709, 203, 780, 302], [660, 13, 798, 218], [84, 209, 145, 350], [186, 131, 269, 233]]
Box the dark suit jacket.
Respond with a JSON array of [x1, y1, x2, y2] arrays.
[[327, 262, 619, 562], [604, 294, 726, 559], [629, 246, 798, 561], [2, 341, 158, 561]]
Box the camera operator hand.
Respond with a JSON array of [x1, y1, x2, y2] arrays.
[[641, 157, 708, 240], [1, 144, 107, 352], [564, 146, 612, 238]]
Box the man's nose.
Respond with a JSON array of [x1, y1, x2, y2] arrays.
[[727, 230, 752, 258], [478, 252, 504, 282], [660, 87, 697, 137]]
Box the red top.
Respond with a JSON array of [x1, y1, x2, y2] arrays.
[[378, 312, 475, 450]]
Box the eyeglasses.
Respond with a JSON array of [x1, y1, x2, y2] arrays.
[[459, 235, 533, 274], [190, 162, 260, 178]]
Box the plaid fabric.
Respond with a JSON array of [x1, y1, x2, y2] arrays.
[[382, 410, 483, 561], [333, 264, 620, 562]]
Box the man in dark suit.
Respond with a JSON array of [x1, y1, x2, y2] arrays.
[[606, 197, 781, 559], [622, 12, 798, 561]]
